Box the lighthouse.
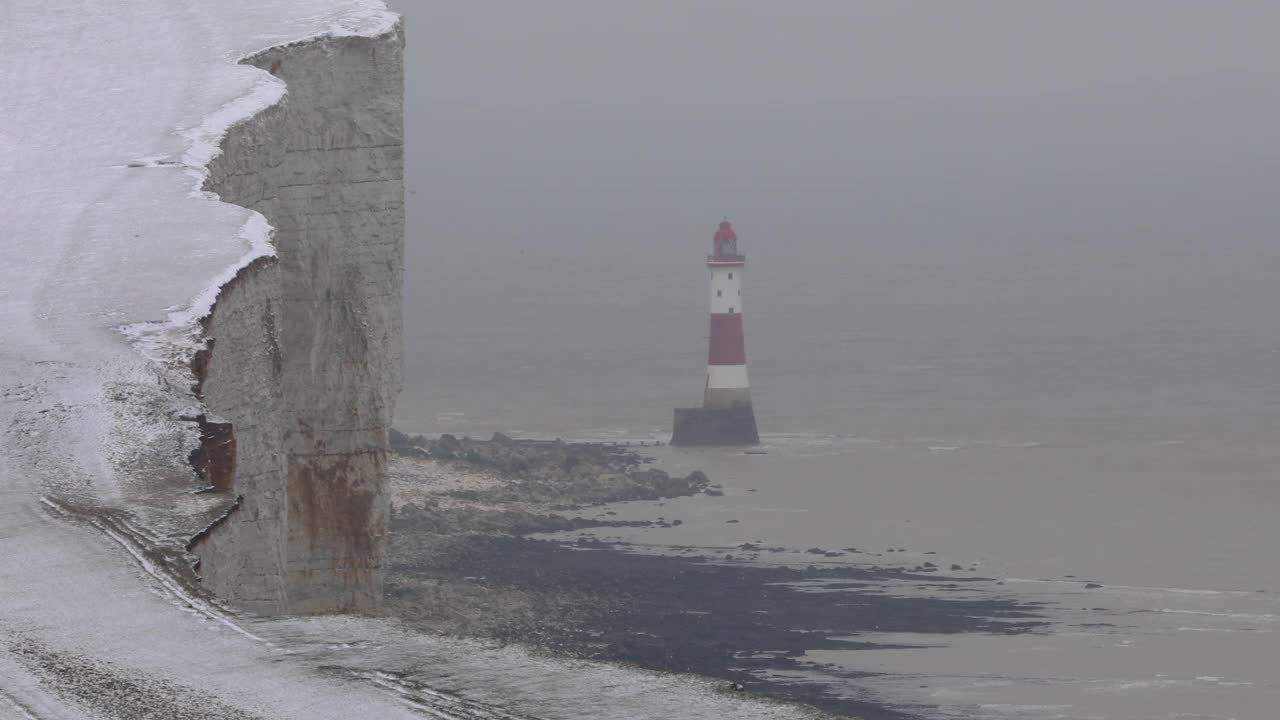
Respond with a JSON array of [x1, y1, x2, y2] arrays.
[[671, 220, 760, 446]]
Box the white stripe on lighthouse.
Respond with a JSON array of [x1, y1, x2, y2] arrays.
[[709, 267, 743, 315], [707, 364, 749, 388]]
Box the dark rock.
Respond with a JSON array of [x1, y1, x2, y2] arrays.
[[401, 436, 712, 505], [432, 433, 462, 459], [388, 427, 413, 450]]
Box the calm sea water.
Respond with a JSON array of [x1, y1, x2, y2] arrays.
[[396, 192, 1280, 718]]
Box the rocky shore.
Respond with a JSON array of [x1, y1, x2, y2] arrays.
[[389, 430, 710, 507], [383, 433, 1047, 720]]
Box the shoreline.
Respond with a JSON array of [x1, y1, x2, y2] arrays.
[[384, 433, 1048, 719]]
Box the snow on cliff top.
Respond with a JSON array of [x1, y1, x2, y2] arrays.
[[2, 0, 396, 367]]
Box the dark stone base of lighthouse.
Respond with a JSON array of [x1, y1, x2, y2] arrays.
[[671, 406, 760, 446]]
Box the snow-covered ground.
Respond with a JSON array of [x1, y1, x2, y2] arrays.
[[0, 4, 828, 718]]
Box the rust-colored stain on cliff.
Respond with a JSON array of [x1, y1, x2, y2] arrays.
[[286, 435, 386, 611], [288, 448, 383, 554], [189, 416, 237, 492]]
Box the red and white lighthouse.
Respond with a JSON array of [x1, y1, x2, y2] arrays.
[[705, 220, 751, 409], [672, 220, 760, 445]]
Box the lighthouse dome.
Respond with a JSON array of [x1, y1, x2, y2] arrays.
[[713, 220, 739, 258]]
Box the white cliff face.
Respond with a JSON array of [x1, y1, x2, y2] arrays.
[[193, 27, 405, 614]]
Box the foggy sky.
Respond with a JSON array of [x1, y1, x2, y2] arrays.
[[401, 1, 1276, 192], [391, 0, 1280, 275]]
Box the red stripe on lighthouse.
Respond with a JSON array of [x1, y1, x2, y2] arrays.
[[708, 313, 746, 365]]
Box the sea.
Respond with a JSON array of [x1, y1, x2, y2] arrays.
[[395, 194, 1280, 719]]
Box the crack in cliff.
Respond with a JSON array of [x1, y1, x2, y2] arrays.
[[186, 494, 244, 557]]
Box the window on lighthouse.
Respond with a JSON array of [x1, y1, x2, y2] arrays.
[[717, 290, 722, 297], [728, 272, 733, 279]]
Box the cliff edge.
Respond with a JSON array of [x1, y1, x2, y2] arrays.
[[189, 23, 405, 614]]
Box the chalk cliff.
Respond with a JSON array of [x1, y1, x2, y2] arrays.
[[190, 24, 405, 614]]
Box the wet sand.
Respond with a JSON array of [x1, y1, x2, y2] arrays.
[[384, 438, 1046, 719]]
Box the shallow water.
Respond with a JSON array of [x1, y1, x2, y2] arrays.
[[548, 441, 1280, 718], [396, 217, 1280, 717]]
